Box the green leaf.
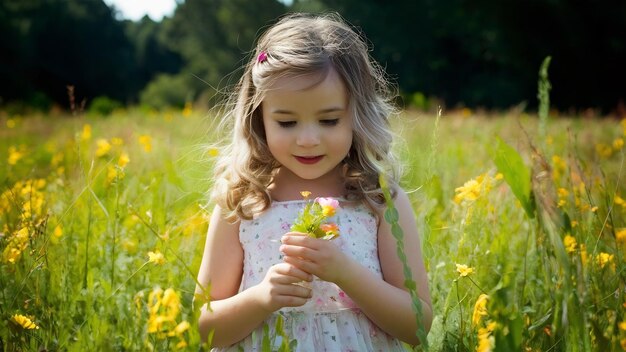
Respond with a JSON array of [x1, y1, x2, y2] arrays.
[[404, 279, 417, 291], [391, 223, 403, 238], [275, 315, 284, 334], [384, 207, 399, 223], [261, 323, 271, 352], [492, 137, 535, 218], [529, 308, 552, 331]]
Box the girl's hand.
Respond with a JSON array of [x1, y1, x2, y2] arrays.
[[280, 233, 352, 285], [253, 262, 313, 313]]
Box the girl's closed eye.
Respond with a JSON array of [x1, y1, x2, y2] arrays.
[[320, 118, 339, 126], [277, 120, 297, 128]]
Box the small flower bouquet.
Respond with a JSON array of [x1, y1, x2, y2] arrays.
[[290, 191, 341, 240]]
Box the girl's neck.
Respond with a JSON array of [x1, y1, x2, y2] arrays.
[[268, 165, 346, 201]]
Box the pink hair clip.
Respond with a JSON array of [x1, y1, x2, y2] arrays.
[[257, 51, 268, 63]]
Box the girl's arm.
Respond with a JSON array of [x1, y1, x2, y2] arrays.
[[280, 189, 432, 345], [196, 205, 313, 347]]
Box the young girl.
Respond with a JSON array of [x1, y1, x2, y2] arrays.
[[196, 13, 432, 351]]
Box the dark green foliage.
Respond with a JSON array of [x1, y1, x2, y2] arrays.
[[0, 0, 137, 107], [88, 96, 122, 116], [139, 74, 190, 109], [160, 0, 286, 97], [0, 0, 624, 111], [319, 0, 626, 112]]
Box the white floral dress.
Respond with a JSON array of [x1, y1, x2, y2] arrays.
[[215, 199, 408, 352]]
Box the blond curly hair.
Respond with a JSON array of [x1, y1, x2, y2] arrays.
[[212, 13, 399, 222]]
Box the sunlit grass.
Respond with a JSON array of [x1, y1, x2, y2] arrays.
[[1, 107, 624, 351]]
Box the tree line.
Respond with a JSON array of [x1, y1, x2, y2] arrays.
[[1, 0, 624, 114]]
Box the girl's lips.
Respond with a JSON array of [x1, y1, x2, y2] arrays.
[[295, 155, 323, 164]]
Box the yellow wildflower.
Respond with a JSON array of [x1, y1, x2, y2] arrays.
[[552, 155, 567, 180], [472, 294, 489, 326], [563, 234, 577, 253], [456, 263, 474, 277], [53, 225, 63, 238], [614, 138, 624, 151], [622, 118, 626, 135], [182, 101, 193, 117], [454, 178, 481, 204], [139, 135, 152, 153], [95, 139, 112, 157], [8, 146, 24, 165], [616, 228, 626, 244], [596, 252, 614, 269], [162, 288, 180, 309], [596, 143, 613, 158], [148, 287, 164, 315], [619, 321, 626, 330], [148, 250, 166, 265], [146, 287, 183, 338], [7, 118, 16, 128], [172, 321, 190, 336], [476, 321, 496, 352], [3, 227, 29, 264], [147, 314, 169, 334], [175, 340, 188, 349], [122, 239, 138, 254], [81, 124, 92, 141], [300, 191, 312, 198], [50, 152, 63, 167], [591, 206, 598, 213], [453, 172, 501, 205], [118, 152, 130, 168], [134, 291, 145, 315], [3, 247, 22, 264], [106, 165, 123, 183], [111, 137, 124, 146], [11, 314, 39, 329]]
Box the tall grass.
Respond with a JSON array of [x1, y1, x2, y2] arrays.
[[1, 104, 625, 350]]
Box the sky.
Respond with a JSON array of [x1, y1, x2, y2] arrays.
[[103, 0, 179, 21]]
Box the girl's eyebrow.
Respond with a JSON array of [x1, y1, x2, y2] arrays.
[[270, 107, 345, 115], [317, 107, 345, 115], [271, 109, 295, 115]]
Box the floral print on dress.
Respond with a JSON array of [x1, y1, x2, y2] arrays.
[[216, 200, 408, 352]]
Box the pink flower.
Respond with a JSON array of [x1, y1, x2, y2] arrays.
[[316, 197, 340, 217], [291, 195, 341, 239]]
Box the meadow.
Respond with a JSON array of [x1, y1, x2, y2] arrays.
[[1, 105, 625, 351]]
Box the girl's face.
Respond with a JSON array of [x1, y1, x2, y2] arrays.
[[261, 68, 353, 181]]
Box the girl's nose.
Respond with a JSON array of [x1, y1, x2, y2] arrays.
[[296, 125, 321, 147]]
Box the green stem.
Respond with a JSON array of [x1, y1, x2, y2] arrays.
[[456, 280, 464, 346], [111, 176, 120, 290], [106, 261, 149, 300], [467, 276, 487, 294], [83, 203, 91, 289], [379, 175, 429, 350]]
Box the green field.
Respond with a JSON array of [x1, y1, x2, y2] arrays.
[[1, 108, 625, 351]]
